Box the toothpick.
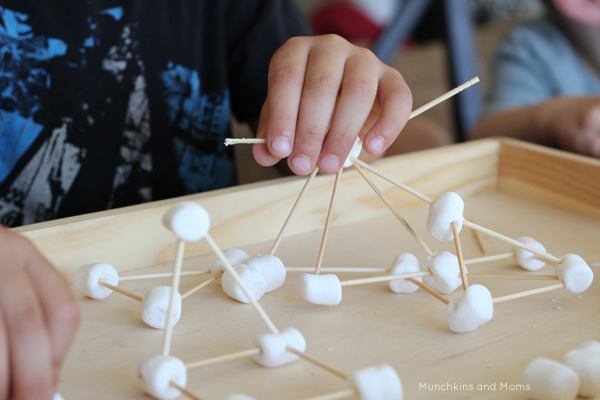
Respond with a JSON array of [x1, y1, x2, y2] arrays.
[[462, 220, 562, 264], [185, 348, 260, 371], [205, 233, 279, 335], [315, 168, 343, 275], [224, 138, 266, 146], [303, 388, 357, 400], [451, 222, 468, 291], [119, 270, 209, 281], [270, 167, 319, 255], [97, 280, 143, 302], [407, 278, 450, 305], [468, 219, 488, 255], [162, 239, 186, 357], [350, 157, 432, 204], [286, 347, 347, 380], [468, 273, 559, 281], [463, 252, 514, 265], [492, 283, 566, 304], [286, 266, 389, 273], [340, 271, 431, 286], [169, 381, 204, 400], [353, 163, 434, 257], [180, 273, 222, 300]]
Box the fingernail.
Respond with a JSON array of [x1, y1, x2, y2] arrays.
[[270, 138, 291, 156], [319, 154, 340, 171], [368, 136, 385, 154], [291, 155, 312, 174]]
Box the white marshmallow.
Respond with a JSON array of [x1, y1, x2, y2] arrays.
[[522, 357, 579, 400], [564, 348, 600, 397], [253, 327, 306, 367], [212, 248, 249, 276], [73, 263, 119, 299], [162, 202, 210, 242], [445, 284, 493, 333], [138, 355, 187, 400], [53, 394, 65, 400], [245, 255, 286, 292], [343, 137, 363, 168], [388, 253, 421, 294], [348, 364, 403, 400], [141, 286, 182, 329], [221, 264, 268, 303], [423, 252, 463, 294], [298, 273, 342, 305], [514, 236, 547, 271], [223, 395, 257, 400], [576, 340, 600, 354], [555, 254, 594, 293], [426, 192, 464, 241]]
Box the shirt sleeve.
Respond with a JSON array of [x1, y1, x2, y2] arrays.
[[224, 0, 312, 123]]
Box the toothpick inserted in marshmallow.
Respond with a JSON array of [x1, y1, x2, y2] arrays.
[[388, 253, 421, 294], [141, 286, 182, 329], [514, 237, 547, 271], [555, 254, 593, 293], [522, 357, 579, 400], [427, 192, 464, 241], [423, 252, 463, 294], [212, 248, 249, 276], [298, 273, 343, 305], [343, 137, 363, 168], [162, 202, 210, 242], [74, 263, 119, 299], [138, 355, 187, 400], [348, 364, 403, 400], [445, 284, 493, 333], [245, 255, 286, 292], [221, 264, 268, 303], [253, 327, 306, 367]]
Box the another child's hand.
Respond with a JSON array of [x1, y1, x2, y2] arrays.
[[253, 34, 412, 175], [0, 227, 80, 399]]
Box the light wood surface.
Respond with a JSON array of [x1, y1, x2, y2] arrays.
[[15, 139, 600, 399]]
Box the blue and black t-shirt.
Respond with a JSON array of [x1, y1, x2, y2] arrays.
[[0, 0, 310, 227]]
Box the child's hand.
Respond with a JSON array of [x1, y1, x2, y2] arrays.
[[0, 227, 80, 399], [253, 34, 412, 175]]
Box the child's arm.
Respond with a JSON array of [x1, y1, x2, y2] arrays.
[[252, 34, 413, 175], [0, 227, 80, 399]]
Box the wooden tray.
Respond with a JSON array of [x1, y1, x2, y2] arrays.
[[17, 138, 600, 400]]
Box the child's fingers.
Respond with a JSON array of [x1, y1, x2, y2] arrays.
[[0, 309, 9, 399]]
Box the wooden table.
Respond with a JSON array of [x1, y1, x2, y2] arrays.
[[17, 138, 600, 399]]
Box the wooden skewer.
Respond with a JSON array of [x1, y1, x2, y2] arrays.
[[98, 280, 143, 302], [224, 137, 266, 145], [205, 233, 279, 335], [270, 167, 319, 255], [463, 252, 514, 265], [303, 388, 357, 400], [169, 381, 204, 400], [315, 168, 344, 275], [185, 348, 260, 370], [119, 270, 209, 281], [468, 273, 559, 281], [180, 273, 222, 300], [452, 222, 468, 291], [286, 347, 347, 380], [492, 283, 566, 304], [462, 220, 562, 264], [353, 164, 434, 257], [162, 239, 186, 357], [341, 271, 431, 286], [286, 266, 390, 273], [468, 220, 488, 255], [407, 278, 450, 305]]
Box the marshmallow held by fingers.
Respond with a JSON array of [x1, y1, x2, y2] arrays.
[[564, 347, 600, 397], [343, 137, 363, 168], [212, 248, 249, 276], [522, 357, 579, 400], [555, 254, 593, 293], [138, 355, 187, 400], [388, 253, 421, 294], [74, 262, 119, 299], [445, 284, 493, 333], [298, 273, 342, 305], [53, 394, 65, 400], [253, 327, 306, 367], [162, 201, 210, 242], [141, 286, 182, 329], [348, 364, 403, 400], [514, 237, 547, 271], [427, 192, 464, 241], [221, 264, 268, 303], [245, 255, 286, 292], [423, 252, 463, 294]]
